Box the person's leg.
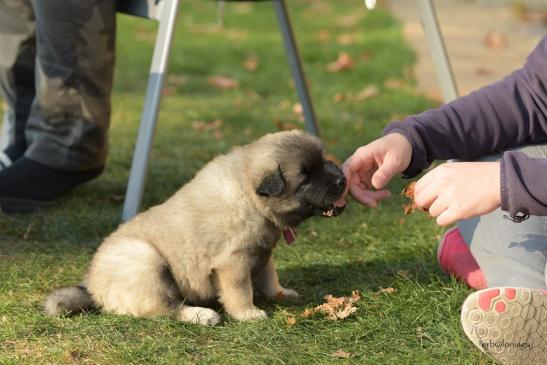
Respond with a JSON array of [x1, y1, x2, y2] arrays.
[[0, 0, 116, 213], [0, 0, 36, 165], [457, 144, 547, 290], [456, 144, 547, 364]]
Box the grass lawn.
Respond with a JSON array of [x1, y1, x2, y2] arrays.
[[0, 1, 494, 364]]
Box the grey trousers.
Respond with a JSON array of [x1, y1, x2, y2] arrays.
[[0, 0, 116, 171], [457, 144, 547, 290]]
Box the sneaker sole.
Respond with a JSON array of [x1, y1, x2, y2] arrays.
[[461, 287, 547, 365]]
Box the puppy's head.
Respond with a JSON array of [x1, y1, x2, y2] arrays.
[[250, 130, 346, 227]]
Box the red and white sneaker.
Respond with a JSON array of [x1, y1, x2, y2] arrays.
[[461, 287, 547, 365], [437, 227, 487, 289]]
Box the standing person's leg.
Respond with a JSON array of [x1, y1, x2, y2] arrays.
[[0, 0, 117, 213], [0, 0, 36, 166]]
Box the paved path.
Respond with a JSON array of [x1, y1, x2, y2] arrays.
[[389, 0, 545, 101]]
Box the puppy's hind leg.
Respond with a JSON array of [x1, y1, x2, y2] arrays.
[[86, 238, 221, 326]]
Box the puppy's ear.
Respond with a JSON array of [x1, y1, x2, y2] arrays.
[[256, 165, 285, 197]]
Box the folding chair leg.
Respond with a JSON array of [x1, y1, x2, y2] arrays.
[[121, 0, 180, 221], [0, 113, 9, 151], [273, 0, 319, 136], [416, 0, 459, 103]]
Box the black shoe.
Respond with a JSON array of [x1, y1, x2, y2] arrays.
[[0, 157, 103, 213]]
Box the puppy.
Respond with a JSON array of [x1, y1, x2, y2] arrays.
[[45, 130, 346, 325]]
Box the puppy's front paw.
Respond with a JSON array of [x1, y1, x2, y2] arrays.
[[231, 307, 268, 321], [273, 288, 300, 301]]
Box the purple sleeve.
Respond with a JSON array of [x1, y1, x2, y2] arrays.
[[383, 36, 547, 217]]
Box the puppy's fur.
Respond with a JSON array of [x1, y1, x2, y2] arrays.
[[45, 130, 345, 325]]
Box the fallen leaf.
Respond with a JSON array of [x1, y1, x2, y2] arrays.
[[315, 29, 331, 42], [484, 30, 507, 51], [379, 287, 397, 294], [331, 350, 353, 359], [354, 85, 379, 101], [192, 119, 223, 132], [336, 13, 364, 28], [303, 291, 361, 321], [135, 26, 155, 43], [243, 55, 259, 72], [162, 86, 176, 96], [360, 50, 374, 61], [273, 119, 299, 131], [286, 316, 297, 326], [384, 78, 406, 90], [208, 76, 239, 90], [278, 100, 291, 109], [327, 52, 354, 72], [332, 93, 345, 103], [213, 129, 223, 140], [167, 74, 188, 86], [337, 33, 356, 45]]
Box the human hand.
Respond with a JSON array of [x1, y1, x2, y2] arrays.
[[341, 133, 412, 208], [414, 162, 501, 226]]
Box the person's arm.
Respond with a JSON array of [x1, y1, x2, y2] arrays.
[[384, 36, 547, 217]]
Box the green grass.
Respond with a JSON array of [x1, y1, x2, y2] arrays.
[[0, 1, 494, 364]]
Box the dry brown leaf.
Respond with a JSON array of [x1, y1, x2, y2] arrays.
[[286, 316, 297, 326], [243, 56, 259, 72], [162, 86, 176, 96], [167, 74, 188, 86], [332, 93, 345, 103], [484, 30, 507, 51], [361, 50, 374, 61], [379, 287, 397, 295], [336, 13, 364, 28], [327, 52, 354, 72], [273, 119, 299, 131], [303, 291, 361, 321], [331, 350, 353, 359], [337, 33, 356, 45], [192, 119, 223, 132], [384, 78, 406, 90], [208, 76, 239, 90], [315, 29, 331, 42], [401, 181, 418, 214], [354, 85, 379, 101], [135, 26, 155, 43], [213, 129, 223, 141], [278, 100, 291, 109]]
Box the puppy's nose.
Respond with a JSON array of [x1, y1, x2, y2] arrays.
[[335, 176, 346, 188]]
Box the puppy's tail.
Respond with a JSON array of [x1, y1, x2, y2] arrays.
[[44, 285, 96, 317]]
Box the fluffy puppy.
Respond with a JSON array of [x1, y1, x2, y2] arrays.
[[45, 130, 346, 325]]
